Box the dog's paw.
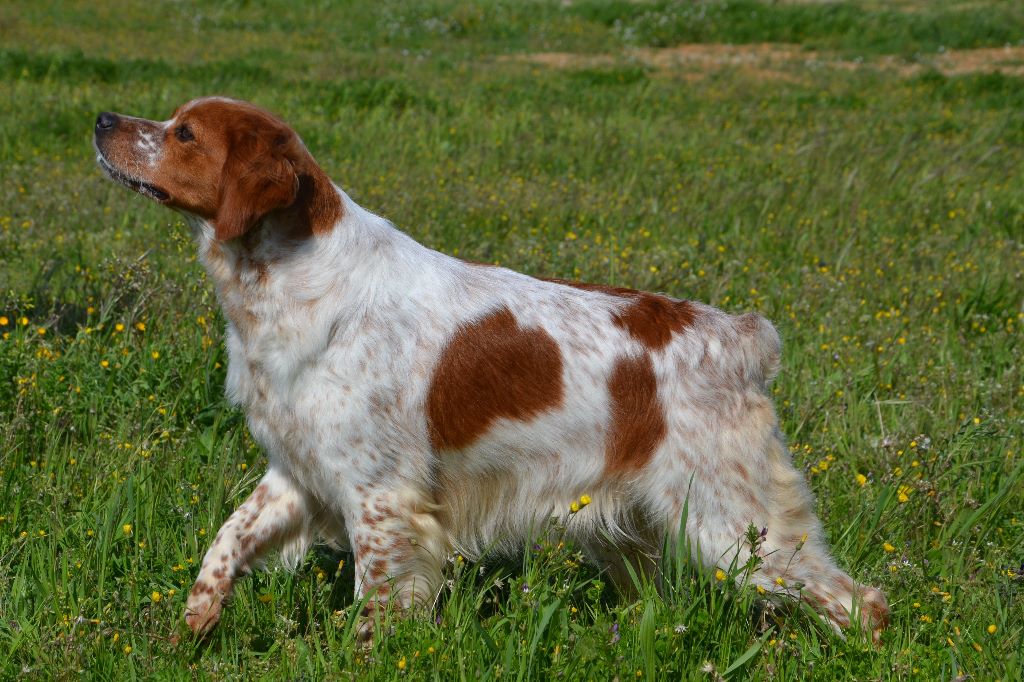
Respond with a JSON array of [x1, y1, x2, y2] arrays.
[[184, 600, 222, 636], [858, 586, 890, 647], [355, 617, 375, 648], [184, 578, 230, 636]]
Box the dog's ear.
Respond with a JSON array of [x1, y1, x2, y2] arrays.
[[215, 128, 299, 242]]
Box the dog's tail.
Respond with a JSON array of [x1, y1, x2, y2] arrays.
[[735, 312, 781, 387]]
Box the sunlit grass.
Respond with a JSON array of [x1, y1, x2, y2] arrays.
[[1, 1, 1021, 679]]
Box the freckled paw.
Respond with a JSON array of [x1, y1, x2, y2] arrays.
[[354, 617, 375, 647], [857, 586, 890, 645], [184, 580, 230, 636], [184, 597, 223, 635], [354, 601, 385, 647]]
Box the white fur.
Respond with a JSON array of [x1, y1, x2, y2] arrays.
[[186, 191, 882, 632], [95, 99, 887, 640]]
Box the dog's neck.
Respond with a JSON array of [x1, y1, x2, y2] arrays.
[[186, 188, 427, 344]]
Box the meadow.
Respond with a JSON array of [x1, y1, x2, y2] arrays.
[[1, 0, 1022, 678]]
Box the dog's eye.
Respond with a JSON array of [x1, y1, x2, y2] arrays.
[[175, 124, 195, 142]]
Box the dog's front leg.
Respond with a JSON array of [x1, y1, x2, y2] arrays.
[[184, 467, 311, 636]]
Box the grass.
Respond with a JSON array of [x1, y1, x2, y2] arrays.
[[1, 0, 1022, 679]]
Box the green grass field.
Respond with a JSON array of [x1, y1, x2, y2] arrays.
[[1, 0, 1022, 678]]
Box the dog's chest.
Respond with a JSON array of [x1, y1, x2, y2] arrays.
[[224, 303, 426, 475]]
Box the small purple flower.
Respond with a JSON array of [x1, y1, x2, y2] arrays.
[[608, 622, 620, 645], [520, 583, 531, 594]]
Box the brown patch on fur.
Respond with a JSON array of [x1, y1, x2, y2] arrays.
[[614, 296, 696, 350], [250, 484, 268, 507], [543, 278, 640, 299], [736, 463, 750, 481], [368, 560, 388, 581], [427, 306, 564, 451], [604, 353, 666, 475], [838, 574, 855, 593], [191, 581, 213, 595], [544, 278, 697, 350], [286, 162, 343, 238]]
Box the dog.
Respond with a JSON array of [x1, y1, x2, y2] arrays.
[[93, 97, 888, 642]]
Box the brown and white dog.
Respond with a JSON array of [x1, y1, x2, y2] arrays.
[[93, 97, 888, 642]]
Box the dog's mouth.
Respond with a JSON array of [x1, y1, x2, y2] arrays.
[[96, 154, 170, 202]]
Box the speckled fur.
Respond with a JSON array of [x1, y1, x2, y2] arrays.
[[94, 97, 888, 644]]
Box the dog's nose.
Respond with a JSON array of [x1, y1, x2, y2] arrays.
[[95, 112, 118, 133]]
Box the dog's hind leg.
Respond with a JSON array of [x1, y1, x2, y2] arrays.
[[648, 399, 888, 643], [745, 433, 889, 643]]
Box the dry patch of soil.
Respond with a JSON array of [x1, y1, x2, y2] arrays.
[[927, 46, 1024, 76], [505, 44, 1024, 81]]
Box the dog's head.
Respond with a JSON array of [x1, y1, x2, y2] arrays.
[[94, 97, 339, 241]]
